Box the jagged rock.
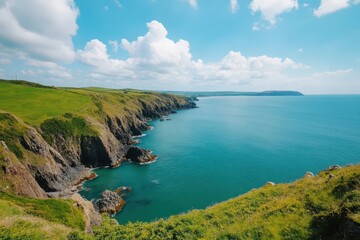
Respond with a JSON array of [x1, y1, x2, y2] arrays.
[[71, 193, 102, 233], [326, 165, 341, 171], [93, 190, 126, 214], [114, 186, 132, 195], [125, 146, 157, 164], [0, 141, 47, 198], [303, 171, 315, 178]]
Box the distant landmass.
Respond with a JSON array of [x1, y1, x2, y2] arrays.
[[161, 90, 304, 98]]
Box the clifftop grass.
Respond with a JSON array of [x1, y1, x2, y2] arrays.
[[0, 192, 86, 240], [0, 81, 92, 125], [0, 80, 189, 126]]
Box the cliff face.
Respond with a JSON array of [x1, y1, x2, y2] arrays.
[[0, 87, 196, 197]]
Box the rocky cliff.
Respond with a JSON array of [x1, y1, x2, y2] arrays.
[[0, 83, 196, 199]]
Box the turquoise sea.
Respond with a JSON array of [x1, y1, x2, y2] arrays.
[[80, 95, 360, 224]]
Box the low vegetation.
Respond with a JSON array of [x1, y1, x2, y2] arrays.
[[0, 192, 85, 240]]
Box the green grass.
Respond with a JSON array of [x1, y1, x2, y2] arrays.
[[0, 192, 86, 240], [0, 192, 85, 230], [0, 80, 189, 126], [40, 115, 98, 144], [0, 112, 26, 158], [0, 81, 92, 125]]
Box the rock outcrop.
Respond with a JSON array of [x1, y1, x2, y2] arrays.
[[93, 190, 126, 214], [0, 141, 47, 198], [125, 146, 157, 164]]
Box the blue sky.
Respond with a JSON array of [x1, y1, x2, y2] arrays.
[[0, 0, 359, 93]]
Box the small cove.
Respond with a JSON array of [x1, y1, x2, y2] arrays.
[[80, 95, 360, 224]]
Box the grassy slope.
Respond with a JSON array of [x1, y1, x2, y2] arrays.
[[0, 80, 189, 126], [94, 165, 360, 240], [0, 192, 86, 240], [0, 81, 92, 125]]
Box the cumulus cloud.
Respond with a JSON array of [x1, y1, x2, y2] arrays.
[[0, 0, 78, 63], [78, 20, 304, 86], [249, 0, 299, 25], [121, 21, 192, 67], [313, 0, 359, 17], [230, 0, 240, 13]]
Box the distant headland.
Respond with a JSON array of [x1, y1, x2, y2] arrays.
[[161, 90, 304, 97]]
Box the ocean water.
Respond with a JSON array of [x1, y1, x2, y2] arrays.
[[80, 95, 360, 224]]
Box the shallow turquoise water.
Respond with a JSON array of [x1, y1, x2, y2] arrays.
[[80, 95, 360, 224]]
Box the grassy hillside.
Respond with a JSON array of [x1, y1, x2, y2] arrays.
[[0, 164, 358, 240], [0, 80, 190, 125], [0, 192, 86, 240], [0, 81, 92, 125]]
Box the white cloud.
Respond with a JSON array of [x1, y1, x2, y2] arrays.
[[24, 58, 73, 79], [188, 0, 198, 9], [314, 0, 350, 16], [313, 68, 353, 78], [303, 3, 309, 7], [78, 20, 304, 86], [297, 48, 304, 53], [249, 0, 299, 25], [0, 0, 79, 63], [313, 0, 360, 17], [104, 5, 109, 11], [230, 0, 240, 13], [121, 21, 192, 67]]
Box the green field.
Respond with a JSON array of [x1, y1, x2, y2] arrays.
[[0, 80, 189, 126], [0, 81, 92, 125]]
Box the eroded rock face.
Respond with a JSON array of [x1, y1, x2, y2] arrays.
[[0, 141, 46, 198], [125, 146, 157, 164], [93, 190, 126, 214]]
